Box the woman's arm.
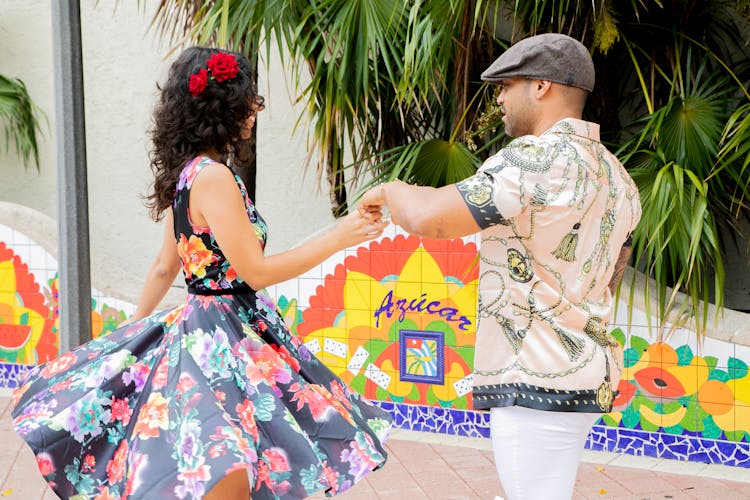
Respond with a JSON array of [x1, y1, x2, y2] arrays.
[[190, 164, 387, 291], [129, 210, 182, 322]]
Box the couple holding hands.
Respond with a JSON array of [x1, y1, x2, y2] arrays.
[[13, 33, 639, 500]]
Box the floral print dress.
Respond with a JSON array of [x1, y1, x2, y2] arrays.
[[11, 156, 392, 499]]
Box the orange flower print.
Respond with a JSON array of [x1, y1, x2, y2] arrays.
[[106, 440, 128, 484], [290, 384, 330, 420], [41, 351, 77, 378], [133, 392, 170, 439], [93, 487, 118, 500], [177, 234, 215, 279], [163, 304, 187, 327]]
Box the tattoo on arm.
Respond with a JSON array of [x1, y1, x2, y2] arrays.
[[608, 236, 633, 295]]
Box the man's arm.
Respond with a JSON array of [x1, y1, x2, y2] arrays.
[[608, 236, 633, 295], [359, 180, 481, 239]]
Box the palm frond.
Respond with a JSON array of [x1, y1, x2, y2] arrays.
[[0, 74, 45, 170]]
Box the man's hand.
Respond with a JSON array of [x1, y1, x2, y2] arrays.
[[608, 236, 633, 295]]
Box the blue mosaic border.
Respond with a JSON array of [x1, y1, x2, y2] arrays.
[[374, 401, 750, 468], [0, 362, 32, 390]]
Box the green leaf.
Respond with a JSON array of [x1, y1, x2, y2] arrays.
[[676, 345, 693, 365], [728, 358, 748, 380], [629, 336, 650, 354], [610, 327, 625, 347]]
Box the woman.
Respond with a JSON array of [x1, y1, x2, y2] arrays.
[[12, 46, 392, 499]]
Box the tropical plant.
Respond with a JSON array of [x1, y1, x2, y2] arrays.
[[148, 0, 750, 335], [150, 0, 497, 214], [0, 74, 44, 170], [516, 1, 750, 334]]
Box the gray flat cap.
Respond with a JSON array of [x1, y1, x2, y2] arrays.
[[481, 33, 595, 92]]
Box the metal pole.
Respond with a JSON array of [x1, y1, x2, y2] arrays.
[[51, 0, 92, 352]]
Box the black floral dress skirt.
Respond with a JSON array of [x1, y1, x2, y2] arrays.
[[11, 156, 392, 499]]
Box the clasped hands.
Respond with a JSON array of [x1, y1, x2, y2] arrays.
[[357, 181, 401, 227]]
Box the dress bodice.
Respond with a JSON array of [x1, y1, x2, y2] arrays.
[[172, 156, 268, 293]]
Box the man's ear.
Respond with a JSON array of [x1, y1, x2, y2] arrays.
[[533, 80, 553, 98]]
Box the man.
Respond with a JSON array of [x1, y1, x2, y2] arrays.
[[359, 33, 641, 499]]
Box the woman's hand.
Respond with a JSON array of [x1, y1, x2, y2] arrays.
[[358, 181, 403, 226], [331, 209, 389, 249]]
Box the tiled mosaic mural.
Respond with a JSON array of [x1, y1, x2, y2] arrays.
[[1, 221, 749, 467], [0, 224, 135, 389]]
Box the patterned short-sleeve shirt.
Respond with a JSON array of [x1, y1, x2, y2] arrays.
[[456, 118, 641, 413]]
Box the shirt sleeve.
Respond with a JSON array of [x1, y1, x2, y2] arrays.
[[456, 138, 537, 229]]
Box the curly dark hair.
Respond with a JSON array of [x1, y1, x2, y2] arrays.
[[146, 46, 264, 221]]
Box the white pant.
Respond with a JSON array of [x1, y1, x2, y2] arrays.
[[490, 406, 599, 500]]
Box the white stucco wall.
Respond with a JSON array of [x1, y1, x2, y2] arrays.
[[0, 0, 333, 296]]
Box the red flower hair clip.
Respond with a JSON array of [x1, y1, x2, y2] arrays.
[[188, 52, 240, 97]]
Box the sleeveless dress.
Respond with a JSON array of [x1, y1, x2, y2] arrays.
[[11, 156, 392, 499]]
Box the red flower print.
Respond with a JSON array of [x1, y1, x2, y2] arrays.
[[110, 398, 133, 426], [151, 357, 169, 390], [206, 52, 240, 82], [329, 381, 353, 410], [262, 448, 290, 473], [41, 351, 77, 378], [106, 440, 128, 484], [50, 377, 72, 393], [36, 453, 55, 476], [290, 384, 330, 420], [321, 462, 340, 492], [188, 68, 208, 96], [245, 344, 292, 386], [177, 374, 197, 393], [236, 399, 259, 442], [82, 454, 96, 473], [255, 460, 272, 492], [272, 345, 301, 372], [225, 265, 238, 282]]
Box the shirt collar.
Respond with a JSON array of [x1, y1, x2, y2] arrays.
[[543, 118, 600, 142]]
